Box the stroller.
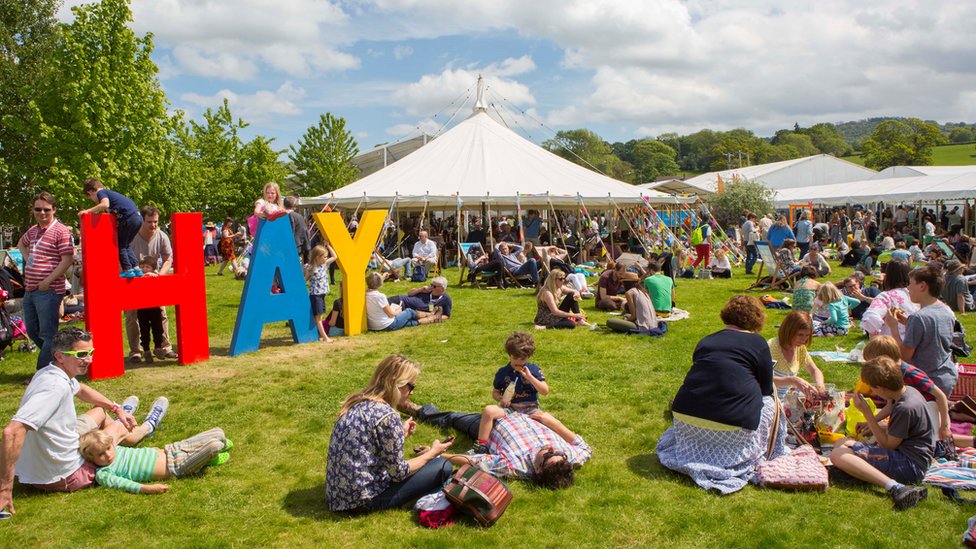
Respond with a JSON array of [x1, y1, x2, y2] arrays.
[[0, 288, 36, 360]]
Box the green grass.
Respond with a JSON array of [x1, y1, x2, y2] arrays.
[[2, 262, 975, 547], [844, 142, 976, 167]]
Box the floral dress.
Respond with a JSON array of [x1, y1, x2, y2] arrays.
[[325, 400, 408, 512], [791, 278, 817, 314]]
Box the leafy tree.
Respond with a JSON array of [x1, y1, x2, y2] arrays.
[[679, 129, 722, 171], [15, 0, 173, 222], [860, 118, 945, 170], [770, 133, 819, 157], [709, 129, 766, 170], [949, 127, 974, 144], [630, 139, 679, 183], [706, 178, 776, 230], [0, 0, 61, 229], [803, 123, 852, 156], [544, 128, 633, 182], [288, 113, 359, 196]]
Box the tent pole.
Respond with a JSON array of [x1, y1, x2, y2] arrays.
[[485, 195, 495, 252]]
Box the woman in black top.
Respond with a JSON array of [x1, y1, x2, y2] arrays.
[[657, 295, 786, 493]]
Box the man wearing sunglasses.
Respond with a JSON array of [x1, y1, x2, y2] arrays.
[[17, 192, 75, 371], [401, 400, 591, 490], [0, 328, 141, 516]]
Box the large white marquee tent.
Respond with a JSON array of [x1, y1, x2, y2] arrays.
[[303, 84, 692, 210], [772, 171, 976, 207]]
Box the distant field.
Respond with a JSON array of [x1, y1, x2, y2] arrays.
[[843, 142, 976, 166]]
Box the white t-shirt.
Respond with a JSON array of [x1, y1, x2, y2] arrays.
[[12, 365, 85, 485], [925, 221, 936, 236], [708, 256, 732, 271], [412, 239, 437, 260], [366, 290, 394, 330]]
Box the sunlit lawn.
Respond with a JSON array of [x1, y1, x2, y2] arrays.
[[1, 260, 974, 547]]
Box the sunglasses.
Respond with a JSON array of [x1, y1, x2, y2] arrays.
[[540, 450, 566, 463], [405, 382, 416, 393], [61, 348, 95, 359], [34, 207, 53, 213]]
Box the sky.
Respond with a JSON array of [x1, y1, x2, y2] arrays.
[[58, 0, 976, 155]]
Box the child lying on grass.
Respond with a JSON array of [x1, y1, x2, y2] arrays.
[[79, 428, 231, 494]]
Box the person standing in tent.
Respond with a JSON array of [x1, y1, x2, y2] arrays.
[[689, 215, 712, 271]]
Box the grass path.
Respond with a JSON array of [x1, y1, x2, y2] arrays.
[[1, 262, 974, 547]]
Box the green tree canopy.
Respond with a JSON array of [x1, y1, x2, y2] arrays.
[[860, 118, 945, 170], [803, 123, 852, 156], [770, 132, 819, 157], [630, 139, 679, 183], [706, 178, 776, 230], [288, 113, 359, 196], [949, 127, 975, 144], [543, 128, 633, 182], [0, 0, 62, 229]]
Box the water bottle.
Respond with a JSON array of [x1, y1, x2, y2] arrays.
[[501, 381, 516, 407]]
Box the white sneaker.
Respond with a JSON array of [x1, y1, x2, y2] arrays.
[[121, 395, 139, 416], [144, 397, 169, 437]]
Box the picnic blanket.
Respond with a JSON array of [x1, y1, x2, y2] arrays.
[[808, 351, 857, 363], [658, 308, 690, 323]]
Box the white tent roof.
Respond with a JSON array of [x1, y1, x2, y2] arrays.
[[872, 165, 976, 179], [680, 154, 876, 193], [639, 178, 716, 196], [302, 110, 692, 209], [772, 172, 976, 207]]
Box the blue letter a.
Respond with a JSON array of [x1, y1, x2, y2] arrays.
[[229, 217, 318, 355]]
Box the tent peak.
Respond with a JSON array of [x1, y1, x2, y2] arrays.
[[473, 75, 487, 114]]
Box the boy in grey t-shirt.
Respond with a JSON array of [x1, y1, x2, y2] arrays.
[[941, 260, 974, 313], [886, 266, 958, 397], [832, 356, 934, 510]]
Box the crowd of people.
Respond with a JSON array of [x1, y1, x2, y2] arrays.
[[7, 184, 976, 529]]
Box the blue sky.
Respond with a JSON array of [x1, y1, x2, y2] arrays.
[[60, 1, 976, 156]]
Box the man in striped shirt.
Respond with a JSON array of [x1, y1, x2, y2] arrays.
[[407, 402, 592, 489], [17, 192, 75, 370]]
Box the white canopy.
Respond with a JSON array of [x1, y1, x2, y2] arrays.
[[303, 108, 692, 210], [772, 172, 976, 207]]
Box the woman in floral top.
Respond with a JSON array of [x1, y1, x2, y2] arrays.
[[325, 355, 454, 512], [860, 260, 919, 338]]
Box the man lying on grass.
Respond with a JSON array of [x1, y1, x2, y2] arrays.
[[400, 400, 592, 490]]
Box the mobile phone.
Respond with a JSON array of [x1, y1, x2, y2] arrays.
[[443, 435, 455, 443]]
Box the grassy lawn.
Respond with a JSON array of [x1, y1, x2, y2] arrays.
[[844, 142, 976, 166], [2, 261, 975, 547]]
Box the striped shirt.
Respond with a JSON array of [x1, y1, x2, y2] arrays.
[[95, 446, 160, 493], [18, 220, 73, 293], [468, 413, 592, 479], [902, 361, 936, 402]]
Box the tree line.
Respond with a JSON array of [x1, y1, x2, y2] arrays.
[[0, 0, 358, 231], [544, 118, 972, 184]]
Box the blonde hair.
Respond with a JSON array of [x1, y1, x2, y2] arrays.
[[262, 182, 284, 208], [538, 270, 567, 304], [815, 281, 842, 303], [863, 336, 901, 362], [310, 245, 329, 266], [79, 429, 112, 463], [338, 355, 420, 416]]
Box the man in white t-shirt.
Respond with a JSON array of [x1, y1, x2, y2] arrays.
[[0, 328, 139, 514], [125, 205, 178, 363], [411, 230, 438, 274]]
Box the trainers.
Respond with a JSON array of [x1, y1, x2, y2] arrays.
[[144, 397, 169, 437], [888, 485, 927, 510], [396, 399, 421, 417], [128, 353, 143, 364], [120, 395, 139, 416], [209, 452, 231, 466], [155, 349, 179, 360]]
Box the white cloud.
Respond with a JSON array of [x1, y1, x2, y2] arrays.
[[180, 82, 307, 122], [391, 59, 537, 118], [386, 118, 442, 137]]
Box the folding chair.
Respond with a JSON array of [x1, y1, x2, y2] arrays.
[[745, 240, 793, 291], [936, 239, 965, 262], [457, 242, 500, 288]]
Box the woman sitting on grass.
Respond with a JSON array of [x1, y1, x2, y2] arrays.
[[606, 272, 657, 333], [365, 273, 441, 332], [768, 311, 825, 399], [657, 295, 785, 494], [325, 355, 454, 512], [534, 270, 589, 329]]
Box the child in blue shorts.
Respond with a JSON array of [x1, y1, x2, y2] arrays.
[[469, 331, 571, 453], [832, 356, 934, 510]]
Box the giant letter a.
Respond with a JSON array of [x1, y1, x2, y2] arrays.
[[229, 217, 318, 355], [81, 212, 209, 380]]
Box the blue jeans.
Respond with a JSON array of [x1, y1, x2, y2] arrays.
[[117, 213, 143, 271], [512, 258, 539, 284], [364, 458, 453, 511], [797, 242, 810, 258], [23, 289, 63, 370], [383, 309, 418, 331], [745, 244, 758, 274]]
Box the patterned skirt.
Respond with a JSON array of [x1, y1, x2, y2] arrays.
[[656, 396, 787, 494]]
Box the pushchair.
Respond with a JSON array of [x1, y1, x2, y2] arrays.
[[0, 288, 36, 360]]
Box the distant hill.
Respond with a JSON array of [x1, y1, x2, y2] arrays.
[[835, 117, 976, 146], [843, 142, 976, 166]]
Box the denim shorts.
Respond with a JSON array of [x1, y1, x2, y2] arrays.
[[849, 441, 925, 484]]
